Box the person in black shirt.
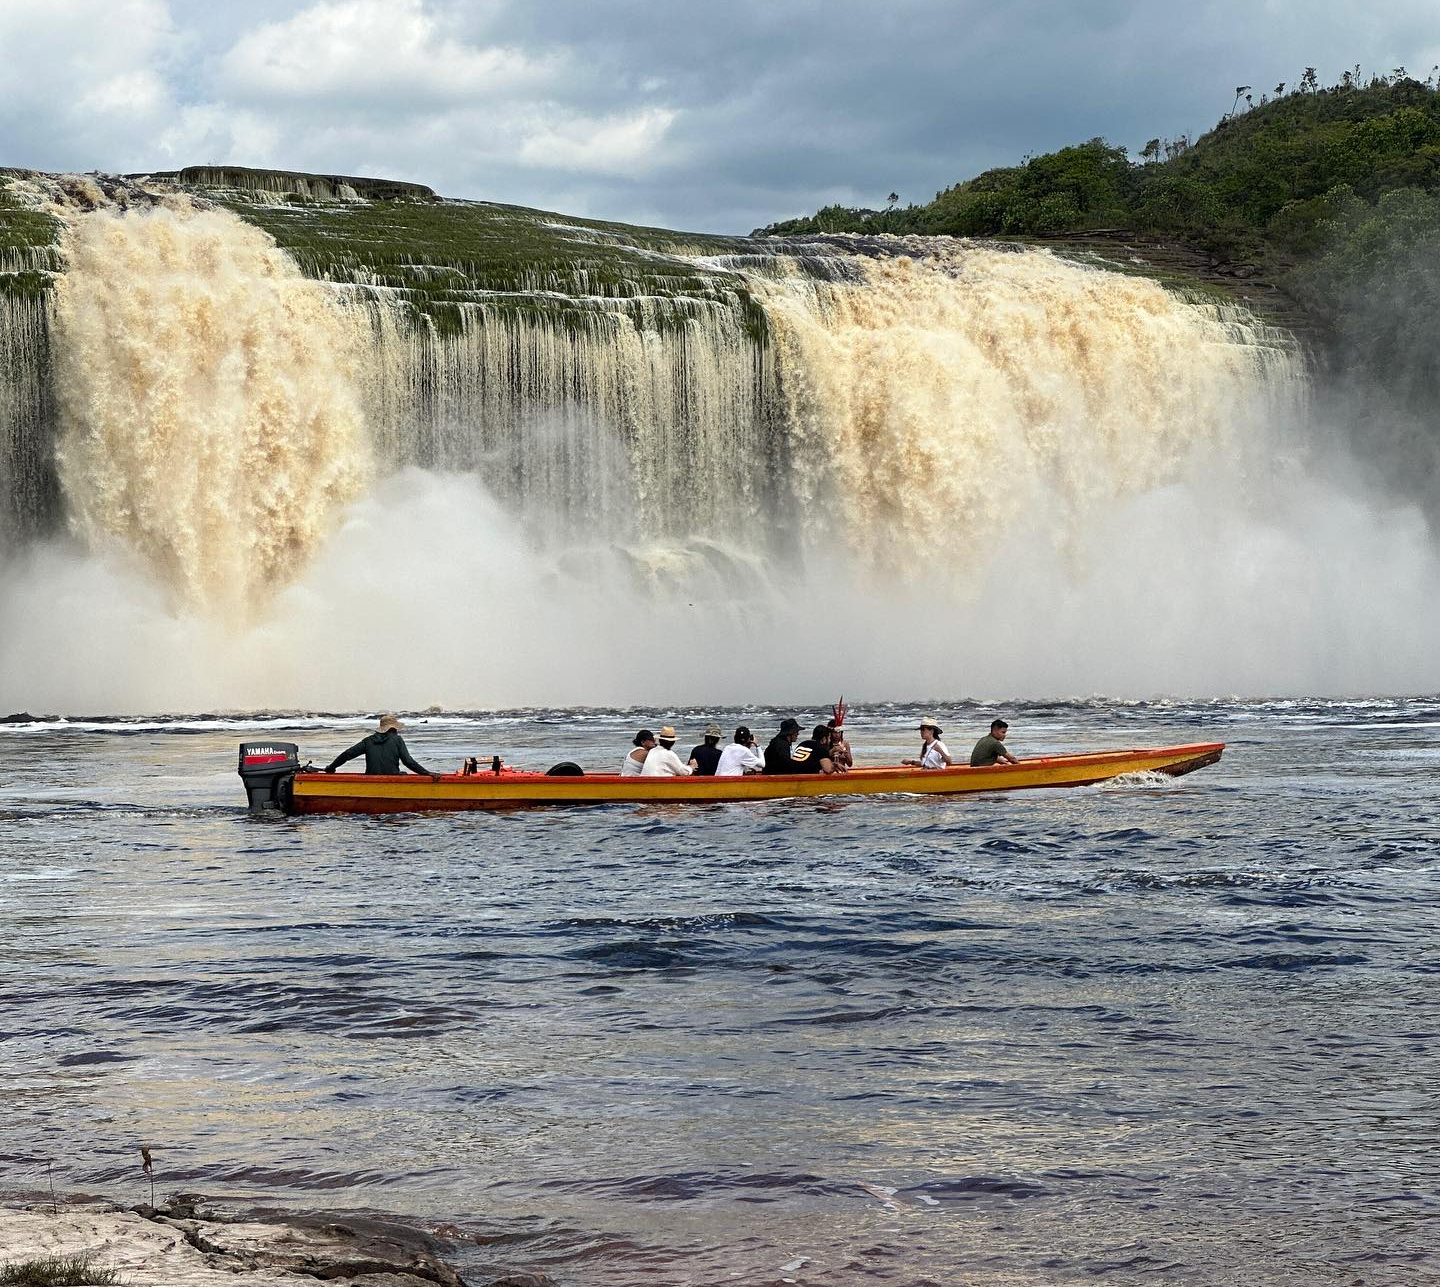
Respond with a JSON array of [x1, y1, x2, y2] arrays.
[[764, 718, 803, 773], [689, 722, 724, 775], [791, 724, 843, 774], [324, 713, 433, 775]]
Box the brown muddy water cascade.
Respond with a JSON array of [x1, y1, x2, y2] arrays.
[[51, 202, 372, 618], [16, 200, 1301, 608], [749, 241, 1301, 572]]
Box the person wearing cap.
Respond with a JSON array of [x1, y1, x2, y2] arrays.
[[903, 717, 953, 769], [324, 713, 434, 775], [641, 725, 693, 776], [621, 729, 656, 776], [970, 719, 1018, 767], [716, 726, 765, 776], [763, 718, 804, 773], [689, 722, 725, 775], [791, 724, 844, 774]]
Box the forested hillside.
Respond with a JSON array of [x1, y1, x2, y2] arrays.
[[759, 71, 1440, 266]]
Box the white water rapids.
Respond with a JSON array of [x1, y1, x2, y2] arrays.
[[1, 198, 1437, 710]]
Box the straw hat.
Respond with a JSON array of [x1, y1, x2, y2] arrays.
[[658, 725, 677, 739], [378, 713, 403, 731]]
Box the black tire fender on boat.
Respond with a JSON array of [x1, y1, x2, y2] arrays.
[[546, 762, 584, 777]]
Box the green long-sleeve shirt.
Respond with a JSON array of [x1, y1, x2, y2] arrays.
[[325, 729, 431, 775]]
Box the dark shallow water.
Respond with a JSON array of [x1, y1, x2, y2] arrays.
[[2, 700, 1438, 1286]]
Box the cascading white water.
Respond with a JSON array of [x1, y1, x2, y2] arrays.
[[752, 243, 1302, 573], [0, 289, 55, 541], [351, 289, 782, 546], [49, 202, 372, 618], [2, 192, 1438, 711]]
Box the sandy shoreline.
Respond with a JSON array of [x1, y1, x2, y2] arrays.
[[0, 1194, 540, 1287]]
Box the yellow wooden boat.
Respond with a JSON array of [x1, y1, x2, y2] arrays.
[[239, 741, 1224, 814]]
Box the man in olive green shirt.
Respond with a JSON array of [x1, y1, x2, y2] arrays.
[[970, 718, 1019, 767]]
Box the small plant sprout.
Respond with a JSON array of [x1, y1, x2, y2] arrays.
[[0, 1256, 120, 1286]]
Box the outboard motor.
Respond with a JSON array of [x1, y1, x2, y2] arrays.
[[238, 741, 301, 811]]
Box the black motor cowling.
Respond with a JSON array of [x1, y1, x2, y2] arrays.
[[238, 741, 301, 810]]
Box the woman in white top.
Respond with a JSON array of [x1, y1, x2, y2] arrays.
[[715, 725, 765, 776], [621, 729, 656, 776], [903, 717, 953, 769], [641, 725, 693, 776]]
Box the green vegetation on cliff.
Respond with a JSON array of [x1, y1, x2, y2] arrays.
[[0, 172, 62, 299], [209, 181, 764, 337]]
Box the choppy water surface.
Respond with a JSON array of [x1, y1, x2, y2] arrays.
[[2, 700, 1437, 1286]]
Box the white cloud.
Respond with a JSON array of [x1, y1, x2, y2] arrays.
[[152, 103, 283, 168], [0, 0, 174, 86], [218, 0, 555, 105], [0, 0, 180, 169], [76, 69, 169, 118], [518, 107, 678, 175]]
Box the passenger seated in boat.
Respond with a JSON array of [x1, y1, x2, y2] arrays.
[[689, 723, 724, 775], [903, 717, 953, 769], [827, 720, 854, 770], [764, 718, 803, 773], [641, 725, 693, 776], [970, 719, 1018, 766], [621, 729, 656, 776], [716, 726, 765, 776], [792, 725, 845, 775], [323, 713, 433, 775]]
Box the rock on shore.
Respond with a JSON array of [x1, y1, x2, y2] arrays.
[[0, 1197, 488, 1287]]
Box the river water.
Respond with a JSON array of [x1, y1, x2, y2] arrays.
[[2, 699, 1437, 1286]]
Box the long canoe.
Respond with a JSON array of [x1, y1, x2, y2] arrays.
[[275, 742, 1224, 815]]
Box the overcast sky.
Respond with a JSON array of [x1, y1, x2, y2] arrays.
[[2, 0, 1437, 234]]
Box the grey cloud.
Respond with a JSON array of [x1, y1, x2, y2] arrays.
[[8, 0, 1439, 232]]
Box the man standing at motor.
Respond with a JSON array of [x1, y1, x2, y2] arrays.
[[324, 714, 433, 775]]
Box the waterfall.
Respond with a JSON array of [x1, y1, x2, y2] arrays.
[[749, 241, 1301, 572], [5, 179, 1436, 709], [49, 203, 371, 617], [15, 194, 1303, 605]]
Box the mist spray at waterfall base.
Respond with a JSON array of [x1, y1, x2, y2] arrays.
[[3, 456, 1437, 714]]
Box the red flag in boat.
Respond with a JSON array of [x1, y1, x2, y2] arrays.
[[831, 696, 847, 729]]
